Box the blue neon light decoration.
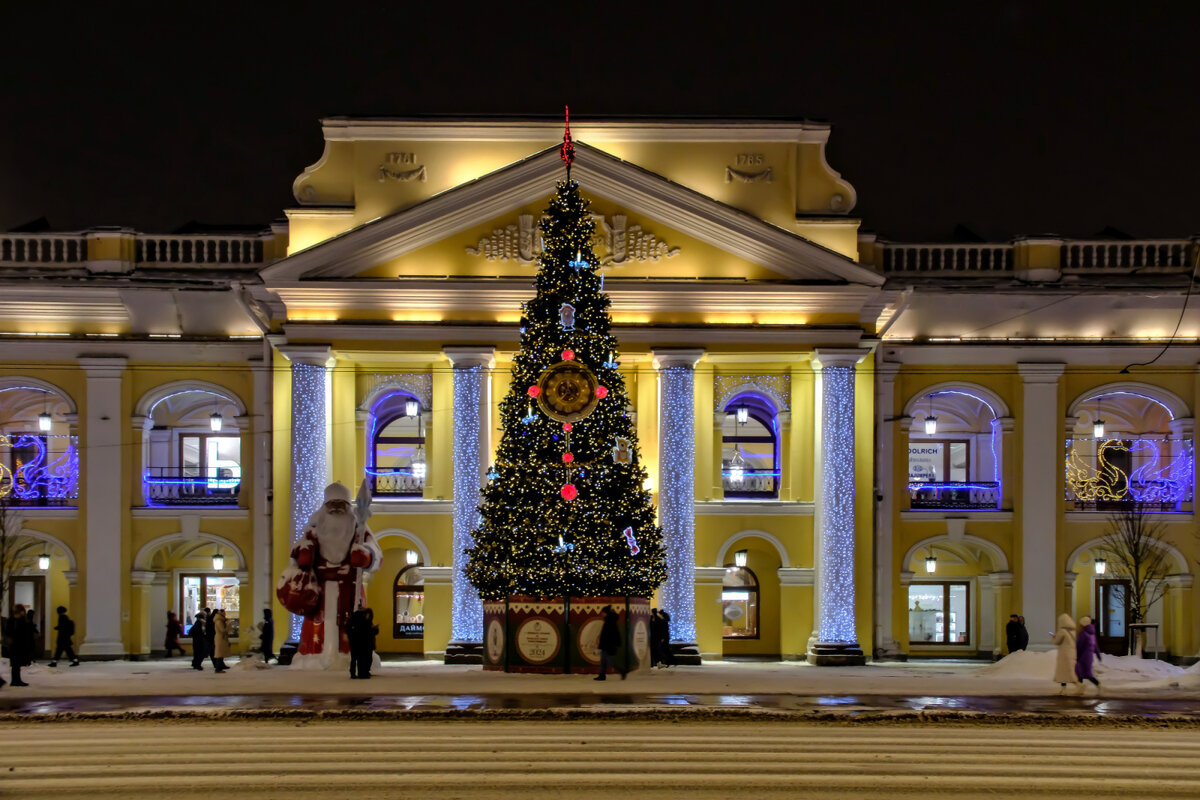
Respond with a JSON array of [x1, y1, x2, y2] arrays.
[[0, 433, 79, 501]]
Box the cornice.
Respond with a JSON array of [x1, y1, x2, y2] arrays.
[[694, 500, 815, 516], [318, 117, 833, 143]]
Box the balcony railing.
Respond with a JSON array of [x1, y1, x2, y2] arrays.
[[143, 467, 242, 506], [908, 481, 1001, 510], [136, 235, 265, 265], [371, 471, 425, 497], [1065, 437, 1193, 512], [0, 433, 79, 507], [721, 469, 778, 497], [0, 233, 88, 264], [880, 244, 1014, 275], [1062, 240, 1193, 272]]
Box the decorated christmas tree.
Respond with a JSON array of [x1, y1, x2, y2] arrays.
[[464, 119, 665, 602]]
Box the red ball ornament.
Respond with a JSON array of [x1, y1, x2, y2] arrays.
[[562, 349, 575, 361], [561, 483, 578, 500], [563, 423, 573, 432], [562, 452, 574, 463], [595, 385, 608, 399], [528, 386, 541, 398]]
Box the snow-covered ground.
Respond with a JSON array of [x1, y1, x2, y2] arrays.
[[2, 652, 1199, 699]]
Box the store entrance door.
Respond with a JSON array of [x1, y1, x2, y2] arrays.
[[1095, 579, 1131, 656]]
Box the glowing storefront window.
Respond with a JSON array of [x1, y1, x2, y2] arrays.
[[908, 582, 969, 645], [393, 564, 425, 639], [181, 573, 241, 637], [721, 566, 759, 638]]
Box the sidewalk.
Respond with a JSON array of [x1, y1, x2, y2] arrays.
[[1, 650, 1197, 704]]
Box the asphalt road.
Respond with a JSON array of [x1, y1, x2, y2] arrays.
[[2, 720, 1199, 798]]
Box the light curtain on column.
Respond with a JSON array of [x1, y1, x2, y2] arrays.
[[818, 364, 857, 644], [659, 366, 697, 642], [451, 366, 484, 641], [289, 361, 328, 639]]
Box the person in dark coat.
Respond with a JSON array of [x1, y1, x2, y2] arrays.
[[1017, 616, 1029, 651], [205, 607, 220, 670], [655, 609, 675, 667], [48, 606, 79, 667], [4, 605, 34, 686], [594, 605, 625, 681], [346, 607, 378, 679], [260, 608, 275, 664], [1005, 614, 1024, 654], [164, 611, 186, 657], [189, 611, 208, 670], [1075, 615, 1102, 691]]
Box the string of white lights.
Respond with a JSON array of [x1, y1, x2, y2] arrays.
[[818, 364, 857, 644], [451, 365, 485, 641], [288, 361, 329, 640], [658, 366, 697, 642]]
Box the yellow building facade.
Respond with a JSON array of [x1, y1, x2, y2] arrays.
[[2, 117, 1197, 663]]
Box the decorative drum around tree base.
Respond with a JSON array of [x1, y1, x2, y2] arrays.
[[483, 596, 651, 674]]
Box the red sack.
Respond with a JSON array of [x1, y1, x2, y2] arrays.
[[276, 565, 321, 617]]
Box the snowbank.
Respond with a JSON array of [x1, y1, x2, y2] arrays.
[[975, 649, 1184, 685]]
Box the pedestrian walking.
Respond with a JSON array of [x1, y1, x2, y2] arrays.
[[164, 611, 186, 657], [346, 607, 378, 679], [48, 606, 79, 667], [1075, 615, 1102, 692], [212, 609, 231, 672], [594, 605, 626, 681], [260, 608, 274, 664], [4, 605, 34, 686], [1017, 616, 1029, 650], [189, 610, 208, 670], [1005, 614, 1024, 654], [651, 608, 675, 668], [205, 607, 220, 670], [1052, 612, 1079, 693]]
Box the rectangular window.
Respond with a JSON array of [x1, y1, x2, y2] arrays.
[[909, 441, 971, 483], [908, 582, 970, 645], [180, 573, 241, 638]]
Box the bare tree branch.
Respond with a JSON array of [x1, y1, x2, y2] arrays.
[[1098, 503, 1176, 654]]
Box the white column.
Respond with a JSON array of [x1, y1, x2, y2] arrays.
[[444, 346, 495, 654], [874, 360, 901, 657], [249, 342, 274, 617], [653, 348, 704, 650], [809, 349, 868, 665], [78, 357, 127, 656], [1018, 362, 1065, 649], [276, 344, 333, 641]]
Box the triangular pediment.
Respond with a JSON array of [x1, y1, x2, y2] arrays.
[[261, 143, 884, 287]]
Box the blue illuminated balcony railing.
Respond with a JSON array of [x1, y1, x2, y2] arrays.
[[908, 481, 1001, 510], [143, 467, 242, 506], [721, 469, 779, 498], [370, 470, 425, 497]]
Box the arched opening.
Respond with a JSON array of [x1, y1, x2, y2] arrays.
[[3, 531, 75, 657], [716, 535, 784, 658], [136, 533, 246, 646], [722, 566, 759, 639], [139, 386, 244, 507], [721, 394, 779, 498], [367, 392, 426, 497], [906, 386, 1004, 511], [393, 563, 425, 643], [1066, 387, 1192, 513], [903, 536, 1009, 657], [0, 383, 78, 508]]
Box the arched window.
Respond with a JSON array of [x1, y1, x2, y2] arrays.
[[0, 385, 77, 508], [142, 388, 241, 507], [369, 394, 426, 497], [722, 566, 759, 638], [393, 564, 425, 639], [722, 397, 779, 498]]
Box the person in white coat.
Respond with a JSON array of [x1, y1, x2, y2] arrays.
[[1052, 612, 1078, 693]]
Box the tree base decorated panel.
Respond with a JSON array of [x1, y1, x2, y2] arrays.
[[483, 596, 650, 674], [808, 642, 867, 666]]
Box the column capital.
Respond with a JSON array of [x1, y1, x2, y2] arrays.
[[276, 344, 334, 368], [78, 356, 128, 376], [129, 570, 158, 586], [989, 571, 1014, 588], [130, 414, 150, 430], [1063, 570, 1078, 587], [443, 345, 495, 369], [62, 569, 79, 587], [1017, 362, 1066, 382], [778, 567, 815, 586], [876, 361, 902, 382], [812, 348, 869, 370], [652, 348, 704, 370], [693, 566, 728, 584], [1165, 573, 1194, 589]]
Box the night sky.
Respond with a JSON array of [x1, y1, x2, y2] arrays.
[[3, 3, 1197, 241]]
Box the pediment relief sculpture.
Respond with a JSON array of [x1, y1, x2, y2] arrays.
[[465, 213, 680, 266]]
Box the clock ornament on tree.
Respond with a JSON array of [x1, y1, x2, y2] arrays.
[[536, 360, 600, 423]]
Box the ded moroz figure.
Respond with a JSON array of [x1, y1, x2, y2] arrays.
[[278, 481, 382, 669]]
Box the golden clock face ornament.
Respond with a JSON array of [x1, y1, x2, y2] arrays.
[[536, 360, 600, 422]]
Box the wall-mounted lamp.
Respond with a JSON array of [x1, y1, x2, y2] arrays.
[[406, 549, 419, 565], [925, 550, 938, 573], [212, 553, 225, 571], [37, 553, 50, 570], [1094, 557, 1107, 575], [405, 398, 419, 417], [734, 549, 748, 568]]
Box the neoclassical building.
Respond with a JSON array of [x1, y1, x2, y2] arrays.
[[1, 116, 1196, 663]]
